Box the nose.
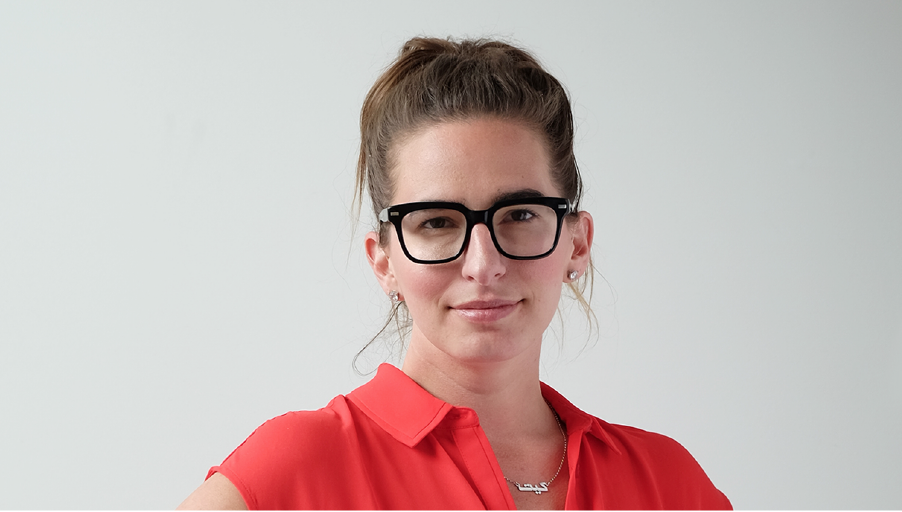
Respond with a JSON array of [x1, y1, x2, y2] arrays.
[[460, 223, 506, 284]]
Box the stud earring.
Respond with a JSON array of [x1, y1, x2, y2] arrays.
[[388, 290, 400, 303], [568, 270, 579, 280]]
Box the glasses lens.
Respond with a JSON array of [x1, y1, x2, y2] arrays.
[[492, 204, 559, 258], [400, 208, 468, 262]]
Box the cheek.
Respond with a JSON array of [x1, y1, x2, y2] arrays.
[[518, 251, 569, 311], [527, 261, 566, 305], [389, 245, 452, 308], [396, 267, 455, 330], [401, 267, 448, 302]]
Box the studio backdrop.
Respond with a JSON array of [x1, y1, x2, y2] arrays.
[[1, 1, 900, 508]]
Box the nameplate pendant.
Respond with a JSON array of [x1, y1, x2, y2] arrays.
[[515, 482, 549, 495]]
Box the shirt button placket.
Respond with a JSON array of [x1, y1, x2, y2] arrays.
[[449, 410, 516, 510]]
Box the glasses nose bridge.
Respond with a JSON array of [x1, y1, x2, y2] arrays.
[[463, 207, 495, 238], [458, 206, 500, 259]]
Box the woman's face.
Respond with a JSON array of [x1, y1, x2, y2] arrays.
[[366, 117, 592, 366]]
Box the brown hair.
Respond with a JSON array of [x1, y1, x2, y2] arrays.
[[353, 37, 595, 365]]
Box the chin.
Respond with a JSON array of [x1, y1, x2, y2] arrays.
[[437, 330, 539, 365]]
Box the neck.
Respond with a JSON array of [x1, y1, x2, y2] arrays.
[[400, 328, 552, 439]]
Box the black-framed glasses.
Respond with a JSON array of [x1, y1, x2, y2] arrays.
[[379, 197, 572, 264]]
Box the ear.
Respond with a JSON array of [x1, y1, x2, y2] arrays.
[[566, 211, 594, 280], [365, 231, 398, 295]]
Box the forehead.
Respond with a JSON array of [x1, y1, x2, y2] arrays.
[[389, 118, 557, 207]]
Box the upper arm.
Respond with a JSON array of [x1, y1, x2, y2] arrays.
[[177, 472, 248, 510]]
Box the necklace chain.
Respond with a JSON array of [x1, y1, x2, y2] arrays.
[[503, 401, 567, 495]]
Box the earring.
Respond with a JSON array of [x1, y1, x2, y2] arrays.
[[388, 290, 400, 303], [568, 270, 579, 280]]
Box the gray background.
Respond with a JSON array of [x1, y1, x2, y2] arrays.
[[1, 1, 901, 509]]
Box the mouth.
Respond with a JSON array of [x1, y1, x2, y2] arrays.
[[450, 299, 521, 322]]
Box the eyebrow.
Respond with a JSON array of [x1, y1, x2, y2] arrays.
[[492, 189, 545, 203], [420, 189, 545, 205]]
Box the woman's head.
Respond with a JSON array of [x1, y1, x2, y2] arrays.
[[354, 37, 595, 364]]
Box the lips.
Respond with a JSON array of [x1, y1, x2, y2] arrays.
[[451, 299, 521, 322]]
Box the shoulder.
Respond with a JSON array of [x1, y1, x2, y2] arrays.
[[212, 396, 365, 509], [222, 396, 356, 466], [592, 421, 732, 509], [603, 421, 699, 462], [542, 385, 729, 507], [248, 400, 350, 438]]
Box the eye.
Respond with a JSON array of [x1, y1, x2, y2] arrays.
[[420, 216, 457, 229], [503, 208, 538, 223], [403, 208, 465, 235]]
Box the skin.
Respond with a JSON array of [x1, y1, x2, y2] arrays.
[[179, 117, 594, 510], [178, 472, 246, 510]]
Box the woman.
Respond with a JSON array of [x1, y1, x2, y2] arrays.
[[179, 37, 731, 510]]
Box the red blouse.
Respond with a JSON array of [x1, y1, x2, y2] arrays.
[[209, 364, 731, 509]]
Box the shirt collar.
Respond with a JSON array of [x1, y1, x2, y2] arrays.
[[346, 364, 454, 447], [540, 381, 621, 455], [347, 363, 619, 454]]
